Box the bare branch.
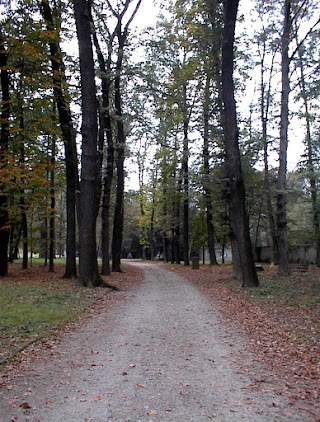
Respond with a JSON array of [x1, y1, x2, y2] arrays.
[[124, 0, 143, 33], [289, 15, 320, 61]]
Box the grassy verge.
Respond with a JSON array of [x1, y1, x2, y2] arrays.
[[166, 263, 320, 403], [0, 263, 106, 368], [243, 266, 320, 350], [0, 261, 144, 370]]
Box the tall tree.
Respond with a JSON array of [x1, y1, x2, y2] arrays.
[[111, 0, 142, 272], [0, 31, 10, 276], [203, 74, 218, 265], [277, 0, 291, 275], [277, 0, 320, 275], [254, 0, 280, 265], [40, 0, 79, 278], [221, 0, 259, 286], [73, 0, 100, 287], [295, 31, 320, 265], [88, 0, 115, 276]]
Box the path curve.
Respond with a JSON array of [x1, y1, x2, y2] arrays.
[[0, 262, 307, 421]]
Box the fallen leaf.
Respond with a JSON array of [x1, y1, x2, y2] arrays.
[[147, 410, 158, 416], [20, 402, 32, 409]]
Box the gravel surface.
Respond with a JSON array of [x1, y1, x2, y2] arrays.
[[0, 262, 311, 421]]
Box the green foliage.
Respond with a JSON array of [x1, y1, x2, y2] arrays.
[[287, 171, 314, 246], [191, 212, 207, 250]]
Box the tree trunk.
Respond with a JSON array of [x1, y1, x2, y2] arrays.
[[100, 104, 114, 275], [259, 41, 279, 265], [0, 32, 10, 276], [277, 0, 291, 276], [203, 75, 218, 265], [221, 0, 259, 287], [40, 0, 78, 279], [111, 34, 126, 273], [74, 0, 100, 287], [297, 45, 320, 266], [89, 27, 114, 275], [182, 84, 190, 266], [19, 133, 28, 270], [49, 135, 55, 273]]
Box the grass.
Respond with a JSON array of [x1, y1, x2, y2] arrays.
[[0, 263, 107, 367], [241, 266, 320, 348], [246, 267, 320, 307]]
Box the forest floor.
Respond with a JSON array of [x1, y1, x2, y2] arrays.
[[0, 260, 319, 421]]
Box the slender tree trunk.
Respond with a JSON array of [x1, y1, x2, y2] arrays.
[[0, 32, 10, 276], [162, 184, 169, 263], [17, 92, 28, 270], [221, 0, 259, 287], [182, 84, 190, 266], [100, 104, 114, 275], [112, 34, 126, 273], [49, 135, 55, 273], [203, 75, 218, 265], [74, 0, 100, 287], [297, 46, 320, 265], [259, 48, 279, 264], [21, 201, 28, 270], [277, 0, 291, 276], [174, 180, 182, 265], [41, 0, 78, 278], [89, 23, 115, 275], [19, 135, 28, 270]]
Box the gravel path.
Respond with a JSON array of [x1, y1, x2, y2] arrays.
[[0, 262, 308, 421]]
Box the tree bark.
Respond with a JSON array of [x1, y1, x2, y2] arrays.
[[203, 75, 218, 265], [221, 0, 259, 287], [111, 33, 126, 273], [297, 45, 320, 266], [18, 107, 28, 270], [259, 43, 279, 264], [89, 21, 114, 275], [40, 0, 78, 278], [277, 0, 291, 276], [49, 134, 56, 273], [0, 32, 10, 276], [181, 84, 190, 266], [74, 0, 100, 287]]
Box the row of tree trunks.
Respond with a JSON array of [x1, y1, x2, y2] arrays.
[[40, 0, 78, 278], [297, 44, 320, 267]]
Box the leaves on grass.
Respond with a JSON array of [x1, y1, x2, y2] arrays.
[[167, 264, 320, 409], [0, 262, 145, 372]]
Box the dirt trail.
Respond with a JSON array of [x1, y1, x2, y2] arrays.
[[0, 262, 312, 421]]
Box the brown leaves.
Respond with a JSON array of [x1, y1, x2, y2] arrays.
[[167, 264, 320, 408], [19, 402, 32, 409]]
